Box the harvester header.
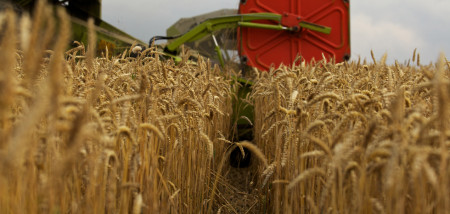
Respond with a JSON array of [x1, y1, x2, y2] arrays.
[[157, 0, 350, 71]]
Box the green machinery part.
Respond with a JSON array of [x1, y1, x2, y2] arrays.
[[165, 13, 330, 53], [13, 0, 145, 55]]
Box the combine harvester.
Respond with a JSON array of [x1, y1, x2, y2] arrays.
[[153, 0, 351, 149]]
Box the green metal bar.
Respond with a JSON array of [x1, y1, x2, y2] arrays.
[[299, 21, 331, 34], [214, 45, 225, 68], [166, 13, 333, 54], [162, 52, 182, 63], [166, 13, 282, 52], [238, 22, 287, 31], [211, 34, 225, 68]]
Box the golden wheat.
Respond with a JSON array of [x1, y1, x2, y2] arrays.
[[1, 2, 450, 214]]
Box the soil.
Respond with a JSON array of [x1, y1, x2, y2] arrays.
[[214, 156, 263, 214]]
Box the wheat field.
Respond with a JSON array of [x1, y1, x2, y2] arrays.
[[252, 52, 450, 214], [1, 2, 450, 214]]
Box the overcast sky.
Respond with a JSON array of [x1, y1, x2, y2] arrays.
[[102, 0, 450, 64]]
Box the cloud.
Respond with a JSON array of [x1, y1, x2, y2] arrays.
[[351, 0, 450, 63], [351, 13, 427, 63]]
